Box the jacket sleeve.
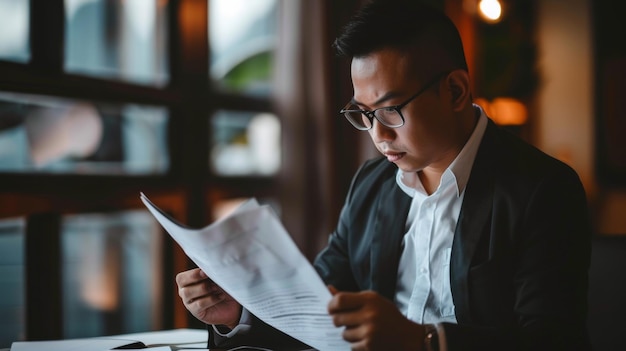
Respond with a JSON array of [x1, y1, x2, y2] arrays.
[[313, 159, 377, 291], [207, 314, 311, 350]]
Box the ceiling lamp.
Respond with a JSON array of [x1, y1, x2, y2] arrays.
[[478, 0, 503, 23]]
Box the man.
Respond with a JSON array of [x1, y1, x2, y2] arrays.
[[176, 0, 592, 350]]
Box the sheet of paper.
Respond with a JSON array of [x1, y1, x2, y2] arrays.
[[140, 193, 349, 351], [9, 329, 205, 351], [98, 328, 208, 348], [10, 339, 169, 351]]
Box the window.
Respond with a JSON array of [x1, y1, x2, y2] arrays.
[[210, 110, 280, 176], [209, 0, 277, 96], [0, 0, 288, 346], [208, 0, 281, 176], [62, 211, 163, 338], [0, 218, 25, 347], [0, 92, 169, 174], [64, 0, 169, 86], [0, 0, 29, 63]]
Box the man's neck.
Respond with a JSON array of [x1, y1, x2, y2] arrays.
[[419, 169, 441, 196], [401, 168, 443, 196], [408, 107, 480, 195]]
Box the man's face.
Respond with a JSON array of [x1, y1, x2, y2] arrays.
[[350, 48, 460, 174]]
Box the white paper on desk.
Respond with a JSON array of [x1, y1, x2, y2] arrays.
[[9, 329, 204, 351], [99, 328, 208, 348], [140, 193, 349, 351], [10, 339, 171, 351]]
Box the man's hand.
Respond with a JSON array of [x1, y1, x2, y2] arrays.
[[328, 287, 426, 351], [176, 268, 242, 329]]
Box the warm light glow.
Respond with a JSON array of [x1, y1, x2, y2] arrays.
[[490, 97, 528, 126], [80, 239, 120, 311], [476, 97, 528, 126], [478, 0, 502, 23], [212, 198, 248, 221]]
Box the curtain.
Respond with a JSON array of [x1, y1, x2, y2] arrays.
[[273, 0, 363, 259]]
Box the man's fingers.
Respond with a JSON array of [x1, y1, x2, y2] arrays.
[[176, 268, 209, 287], [187, 289, 227, 309], [341, 325, 366, 343], [328, 291, 366, 313], [331, 309, 364, 328], [178, 276, 220, 303]]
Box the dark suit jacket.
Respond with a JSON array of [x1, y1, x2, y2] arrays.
[[211, 120, 592, 350]]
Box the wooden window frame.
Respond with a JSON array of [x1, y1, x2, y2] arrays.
[[0, 0, 280, 340]]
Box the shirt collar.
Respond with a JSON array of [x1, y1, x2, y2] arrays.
[[396, 104, 488, 197]]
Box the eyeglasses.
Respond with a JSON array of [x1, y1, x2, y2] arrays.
[[339, 71, 450, 131]]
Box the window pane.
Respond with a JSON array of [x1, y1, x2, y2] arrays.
[[0, 0, 29, 63], [0, 92, 169, 175], [210, 110, 281, 176], [209, 0, 278, 96], [62, 210, 163, 338], [0, 218, 25, 348], [64, 0, 168, 86]]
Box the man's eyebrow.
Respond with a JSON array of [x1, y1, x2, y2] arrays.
[[351, 91, 404, 108]]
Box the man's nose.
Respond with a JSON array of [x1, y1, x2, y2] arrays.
[[369, 119, 396, 142]]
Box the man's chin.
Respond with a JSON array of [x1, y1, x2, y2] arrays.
[[396, 162, 423, 174]]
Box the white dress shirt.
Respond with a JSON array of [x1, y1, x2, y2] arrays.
[[394, 106, 487, 325]]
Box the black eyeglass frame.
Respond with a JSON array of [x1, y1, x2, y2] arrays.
[[339, 71, 451, 131]]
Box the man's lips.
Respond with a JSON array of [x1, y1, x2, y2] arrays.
[[383, 151, 405, 162]]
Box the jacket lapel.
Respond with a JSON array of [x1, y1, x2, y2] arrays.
[[450, 121, 498, 322], [370, 175, 411, 300]]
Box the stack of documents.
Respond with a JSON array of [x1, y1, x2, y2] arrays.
[[140, 193, 350, 351]]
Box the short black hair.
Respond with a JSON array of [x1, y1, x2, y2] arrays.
[[333, 0, 468, 71]]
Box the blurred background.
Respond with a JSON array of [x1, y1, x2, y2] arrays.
[[0, 0, 624, 349]]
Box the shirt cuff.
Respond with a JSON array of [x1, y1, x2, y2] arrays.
[[211, 308, 252, 338]]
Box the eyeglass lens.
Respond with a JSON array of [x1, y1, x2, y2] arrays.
[[343, 107, 404, 130]]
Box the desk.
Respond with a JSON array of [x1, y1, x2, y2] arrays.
[[7, 329, 209, 350], [7, 329, 316, 350]]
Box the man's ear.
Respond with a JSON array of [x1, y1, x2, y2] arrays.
[[445, 70, 471, 112]]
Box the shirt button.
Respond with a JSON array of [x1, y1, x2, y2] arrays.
[[420, 267, 428, 274]]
